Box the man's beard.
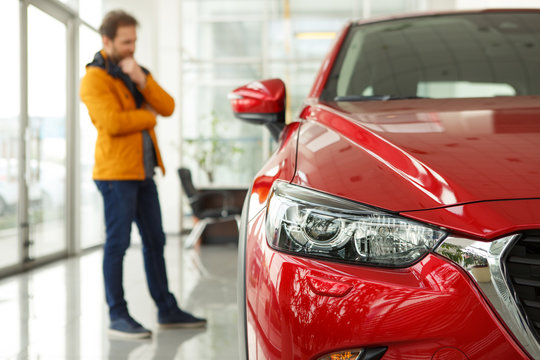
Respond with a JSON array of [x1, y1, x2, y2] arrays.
[[110, 47, 132, 63]]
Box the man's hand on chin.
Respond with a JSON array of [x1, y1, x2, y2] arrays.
[[119, 57, 147, 89]]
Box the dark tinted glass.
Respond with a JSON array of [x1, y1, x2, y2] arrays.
[[322, 12, 540, 101]]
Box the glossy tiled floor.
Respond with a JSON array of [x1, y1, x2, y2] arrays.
[[0, 236, 239, 359]]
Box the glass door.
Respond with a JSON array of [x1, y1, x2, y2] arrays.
[[0, 0, 21, 269], [27, 5, 67, 259], [79, 24, 104, 249]]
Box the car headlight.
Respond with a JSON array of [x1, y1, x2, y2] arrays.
[[266, 182, 447, 267]]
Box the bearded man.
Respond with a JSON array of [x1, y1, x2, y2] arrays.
[[80, 9, 206, 339]]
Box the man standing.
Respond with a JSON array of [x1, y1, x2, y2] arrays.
[[80, 10, 206, 339]]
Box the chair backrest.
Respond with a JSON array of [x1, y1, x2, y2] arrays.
[[178, 168, 198, 199]]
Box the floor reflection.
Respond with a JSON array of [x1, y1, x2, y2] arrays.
[[107, 339, 150, 360], [0, 236, 239, 360]]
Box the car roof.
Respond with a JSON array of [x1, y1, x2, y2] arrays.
[[353, 8, 540, 26]]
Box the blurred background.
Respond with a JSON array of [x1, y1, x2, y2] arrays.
[[0, 0, 537, 278], [1, 1, 540, 359]]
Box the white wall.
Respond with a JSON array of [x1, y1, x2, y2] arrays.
[[155, 0, 182, 235]]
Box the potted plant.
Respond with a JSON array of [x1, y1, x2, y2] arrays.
[[184, 111, 243, 183]]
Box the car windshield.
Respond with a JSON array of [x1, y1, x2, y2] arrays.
[[322, 12, 540, 101]]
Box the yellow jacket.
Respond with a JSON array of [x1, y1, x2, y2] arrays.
[[80, 50, 174, 180]]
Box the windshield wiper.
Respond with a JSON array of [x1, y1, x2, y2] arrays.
[[334, 95, 428, 102]]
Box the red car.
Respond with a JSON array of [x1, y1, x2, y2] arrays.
[[230, 9, 540, 360]]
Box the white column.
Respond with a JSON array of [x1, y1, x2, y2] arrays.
[[155, 0, 182, 234]]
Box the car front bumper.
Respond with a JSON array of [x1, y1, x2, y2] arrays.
[[244, 211, 531, 359]]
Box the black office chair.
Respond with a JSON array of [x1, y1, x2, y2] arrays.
[[178, 167, 243, 248]]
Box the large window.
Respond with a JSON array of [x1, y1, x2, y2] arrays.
[[181, 1, 267, 187], [179, 0, 423, 189], [27, 5, 68, 259], [79, 25, 104, 249], [0, 0, 104, 276], [0, 0, 20, 269]]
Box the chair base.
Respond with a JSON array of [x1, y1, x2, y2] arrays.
[[184, 215, 241, 249]]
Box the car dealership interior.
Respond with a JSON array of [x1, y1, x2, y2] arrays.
[[1, 0, 540, 359]]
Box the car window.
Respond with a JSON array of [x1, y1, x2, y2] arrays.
[[322, 12, 540, 101]]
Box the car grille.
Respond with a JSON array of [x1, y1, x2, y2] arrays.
[[505, 231, 540, 340]]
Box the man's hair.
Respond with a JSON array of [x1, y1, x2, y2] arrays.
[[99, 10, 138, 39]]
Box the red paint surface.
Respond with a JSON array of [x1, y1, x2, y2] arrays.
[[401, 199, 540, 240], [230, 78, 286, 114], [292, 98, 540, 212]]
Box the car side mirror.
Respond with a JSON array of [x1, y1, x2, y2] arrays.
[[229, 78, 286, 141]]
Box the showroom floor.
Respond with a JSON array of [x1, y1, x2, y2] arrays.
[[0, 235, 239, 359]]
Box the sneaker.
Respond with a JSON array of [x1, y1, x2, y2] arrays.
[[158, 308, 207, 329], [108, 317, 152, 339]]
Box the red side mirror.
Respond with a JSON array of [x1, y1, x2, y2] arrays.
[[229, 79, 286, 125]]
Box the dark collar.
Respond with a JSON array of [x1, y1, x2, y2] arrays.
[[87, 50, 147, 108]]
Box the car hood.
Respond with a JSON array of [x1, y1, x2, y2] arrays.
[[295, 97, 540, 211]]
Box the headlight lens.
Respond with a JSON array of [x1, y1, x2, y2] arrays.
[[266, 182, 447, 267]]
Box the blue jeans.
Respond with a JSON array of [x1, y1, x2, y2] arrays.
[[95, 179, 178, 320]]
